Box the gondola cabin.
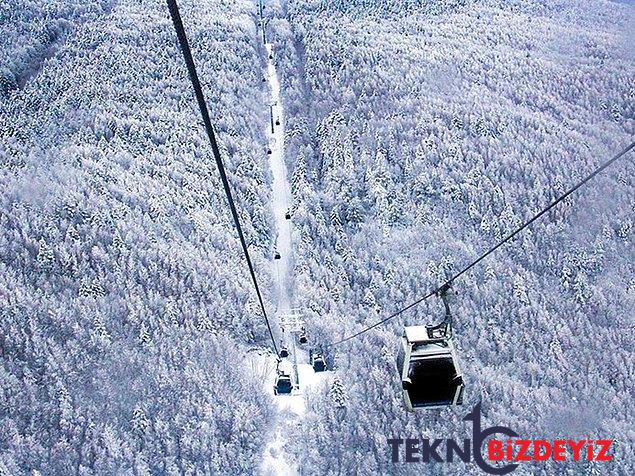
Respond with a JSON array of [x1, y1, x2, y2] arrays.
[[274, 251, 281, 260], [399, 325, 463, 411], [298, 331, 308, 344], [274, 372, 292, 395], [311, 352, 326, 372], [285, 209, 291, 220], [280, 346, 289, 358]]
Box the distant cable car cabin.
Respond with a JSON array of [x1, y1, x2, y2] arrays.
[[398, 284, 464, 411], [311, 351, 326, 372], [267, 148, 272, 155], [275, 118, 280, 125], [285, 209, 291, 220], [299, 328, 308, 344], [280, 345, 289, 358], [274, 371, 292, 395], [274, 251, 281, 260]]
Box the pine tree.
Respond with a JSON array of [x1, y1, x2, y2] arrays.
[[165, 299, 179, 327], [329, 376, 347, 409], [57, 383, 73, 431], [512, 274, 530, 306], [198, 309, 215, 334], [61, 252, 78, 277], [346, 197, 363, 224], [37, 238, 54, 269], [362, 289, 376, 308], [131, 404, 150, 437], [292, 155, 307, 192], [330, 207, 342, 229], [139, 322, 151, 347], [331, 284, 341, 302], [112, 229, 125, 251], [79, 278, 93, 298], [94, 313, 111, 341], [451, 112, 464, 130]]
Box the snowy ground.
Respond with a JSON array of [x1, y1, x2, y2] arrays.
[[265, 41, 293, 314], [260, 349, 331, 476], [259, 41, 332, 476]]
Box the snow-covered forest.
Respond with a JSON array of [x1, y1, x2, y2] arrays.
[[1, 0, 633, 474], [1, 0, 278, 473], [266, 0, 634, 474]]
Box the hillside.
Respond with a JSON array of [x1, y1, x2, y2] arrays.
[[0, 0, 278, 473], [1, 0, 633, 475], [267, 0, 634, 474]]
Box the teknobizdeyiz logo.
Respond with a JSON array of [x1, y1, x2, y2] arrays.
[[388, 403, 613, 474]]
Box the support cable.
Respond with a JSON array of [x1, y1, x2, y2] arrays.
[[166, 0, 278, 356], [329, 141, 635, 347]]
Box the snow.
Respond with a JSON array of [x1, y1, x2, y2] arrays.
[[260, 40, 301, 476], [3, 0, 631, 473], [1, 1, 279, 473], [270, 2, 634, 473], [261, 355, 332, 476], [266, 41, 293, 313], [260, 40, 332, 476]]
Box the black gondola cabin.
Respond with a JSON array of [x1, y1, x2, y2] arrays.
[[274, 372, 292, 395], [398, 326, 464, 411], [311, 352, 326, 372]]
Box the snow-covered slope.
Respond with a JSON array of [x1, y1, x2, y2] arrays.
[[1, 0, 633, 474], [0, 0, 278, 473], [261, 36, 333, 475], [266, 0, 634, 474]]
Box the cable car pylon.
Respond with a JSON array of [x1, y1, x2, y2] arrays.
[[279, 309, 305, 390]]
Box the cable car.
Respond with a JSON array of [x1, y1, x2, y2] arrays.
[[310, 351, 326, 372], [274, 371, 292, 395], [275, 118, 280, 126], [280, 345, 289, 358], [298, 328, 308, 344], [269, 54, 273, 60], [285, 209, 291, 220], [267, 148, 272, 155], [398, 284, 464, 411], [274, 251, 281, 260]]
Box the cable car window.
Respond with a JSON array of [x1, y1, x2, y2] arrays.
[[407, 357, 457, 407]]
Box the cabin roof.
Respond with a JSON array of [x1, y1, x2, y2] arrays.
[[404, 325, 432, 343]]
